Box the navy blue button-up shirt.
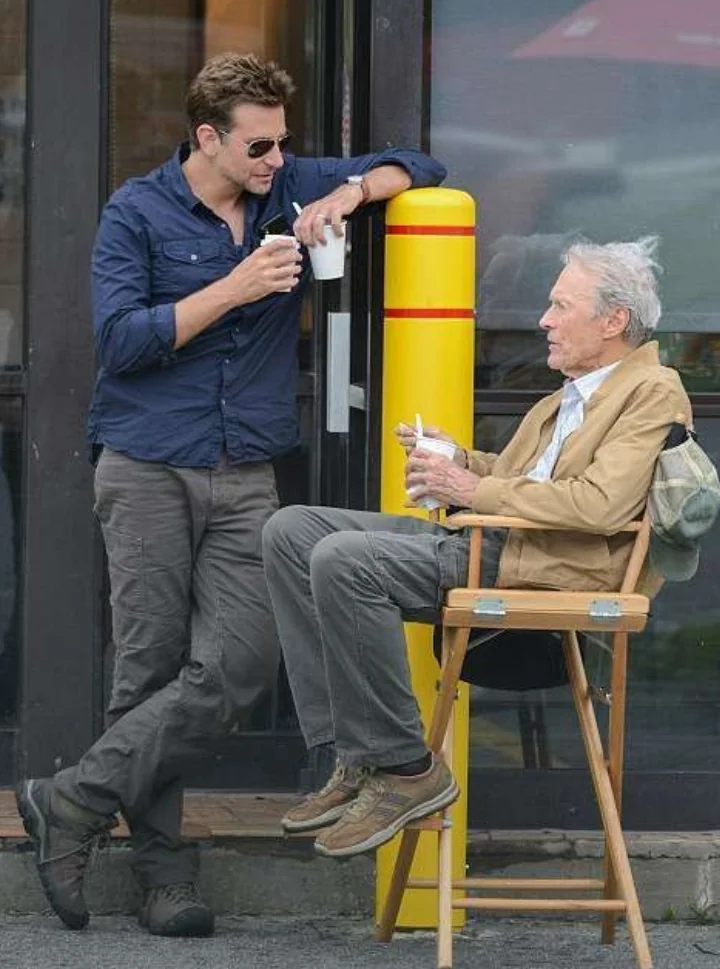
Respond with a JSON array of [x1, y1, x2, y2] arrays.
[[89, 143, 446, 467]]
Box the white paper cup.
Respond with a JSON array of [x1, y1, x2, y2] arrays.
[[260, 234, 300, 291], [409, 436, 456, 511], [308, 222, 346, 280]]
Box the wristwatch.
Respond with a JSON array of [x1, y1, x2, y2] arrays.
[[346, 174, 370, 205]]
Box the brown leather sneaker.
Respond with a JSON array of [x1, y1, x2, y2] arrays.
[[313, 755, 459, 857], [282, 763, 369, 833]]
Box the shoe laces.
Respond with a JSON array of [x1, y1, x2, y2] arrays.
[[314, 763, 370, 799], [152, 882, 199, 905], [87, 830, 112, 873], [342, 775, 386, 821], [40, 823, 111, 870]]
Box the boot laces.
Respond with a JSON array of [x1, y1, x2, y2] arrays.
[[154, 882, 199, 906], [40, 825, 111, 870]]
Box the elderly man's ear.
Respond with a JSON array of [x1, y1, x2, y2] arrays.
[[604, 306, 631, 340]]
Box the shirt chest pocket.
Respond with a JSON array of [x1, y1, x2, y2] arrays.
[[152, 238, 226, 295]]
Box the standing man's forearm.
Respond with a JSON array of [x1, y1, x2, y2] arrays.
[[361, 164, 412, 203]]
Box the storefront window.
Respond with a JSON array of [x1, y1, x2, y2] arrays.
[[109, 0, 310, 189], [431, 1, 720, 394], [429, 2, 720, 824]]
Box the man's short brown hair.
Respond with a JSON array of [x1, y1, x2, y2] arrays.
[[186, 52, 295, 147]]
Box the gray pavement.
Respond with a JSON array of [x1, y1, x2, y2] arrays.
[[0, 915, 719, 969]]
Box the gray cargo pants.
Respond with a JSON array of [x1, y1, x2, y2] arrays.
[[54, 448, 280, 888], [262, 505, 503, 768]]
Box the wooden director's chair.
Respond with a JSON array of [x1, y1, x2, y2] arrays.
[[376, 511, 653, 969]]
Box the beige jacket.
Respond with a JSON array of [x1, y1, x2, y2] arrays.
[[467, 342, 691, 592]]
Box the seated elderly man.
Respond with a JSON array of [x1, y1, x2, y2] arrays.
[[262, 235, 690, 859]]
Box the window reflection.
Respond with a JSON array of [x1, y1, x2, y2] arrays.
[[110, 0, 309, 188], [431, 0, 720, 392], [0, 0, 25, 367]]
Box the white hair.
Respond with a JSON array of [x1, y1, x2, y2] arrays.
[[562, 235, 662, 347]]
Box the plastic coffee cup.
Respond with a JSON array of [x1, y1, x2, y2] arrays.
[[409, 436, 456, 511], [308, 222, 347, 280], [260, 234, 300, 292]]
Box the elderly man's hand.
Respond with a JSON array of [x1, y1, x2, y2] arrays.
[[405, 447, 478, 509], [395, 421, 467, 465]]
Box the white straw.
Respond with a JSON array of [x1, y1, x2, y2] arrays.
[[415, 413, 423, 438], [292, 201, 303, 216]]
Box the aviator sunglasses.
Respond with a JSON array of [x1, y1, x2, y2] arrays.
[[217, 128, 292, 159]]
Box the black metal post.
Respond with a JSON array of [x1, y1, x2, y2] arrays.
[[20, 0, 106, 776]]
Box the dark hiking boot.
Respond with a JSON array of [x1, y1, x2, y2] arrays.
[[16, 778, 114, 930], [139, 882, 215, 937]]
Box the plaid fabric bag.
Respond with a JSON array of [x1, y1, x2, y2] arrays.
[[649, 422, 720, 581]]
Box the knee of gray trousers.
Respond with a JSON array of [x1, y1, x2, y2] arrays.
[[262, 504, 308, 558], [308, 530, 370, 589]]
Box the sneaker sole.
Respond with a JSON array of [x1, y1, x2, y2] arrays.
[[314, 779, 461, 858], [15, 781, 89, 931], [282, 799, 356, 833]]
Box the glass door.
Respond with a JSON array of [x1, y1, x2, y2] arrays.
[[107, 0, 360, 789]]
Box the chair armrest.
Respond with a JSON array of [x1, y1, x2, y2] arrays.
[[445, 512, 643, 534]]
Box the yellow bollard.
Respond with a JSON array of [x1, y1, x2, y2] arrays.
[[376, 187, 476, 928]]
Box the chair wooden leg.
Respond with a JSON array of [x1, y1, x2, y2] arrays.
[[602, 631, 628, 945], [377, 623, 468, 952], [437, 675, 456, 969], [562, 632, 652, 969], [375, 827, 422, 942], [427, 625, 470, 753], [437, 812, 453, 969]]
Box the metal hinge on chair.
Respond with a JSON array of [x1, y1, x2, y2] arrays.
[[472, 596, 506, 618], [588, 599, 623, 622]]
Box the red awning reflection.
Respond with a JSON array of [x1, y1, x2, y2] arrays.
[[513, 0, 720, 68]]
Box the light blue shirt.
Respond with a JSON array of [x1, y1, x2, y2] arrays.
[[526, 362, 620, 482]]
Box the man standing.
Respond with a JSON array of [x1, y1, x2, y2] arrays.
[[16, 53, 445, 936], [262, 236, 691, 859]]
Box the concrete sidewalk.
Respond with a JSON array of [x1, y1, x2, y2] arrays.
[[3, 790, 720, 923], [1, 914, 719, 969]]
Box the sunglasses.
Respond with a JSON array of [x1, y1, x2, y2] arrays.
[[217, 129, 292, 159]]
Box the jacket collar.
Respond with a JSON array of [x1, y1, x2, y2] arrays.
[[529, 340, 661, 425], [585, 340, 660, 409]]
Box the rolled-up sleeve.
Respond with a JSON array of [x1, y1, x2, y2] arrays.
[[290, 148, 446, 203], [91, 192, 177, 375]]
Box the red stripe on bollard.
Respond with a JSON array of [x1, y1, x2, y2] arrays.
[[386, 225, 475, 236], [384, 308, 475, 319]]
